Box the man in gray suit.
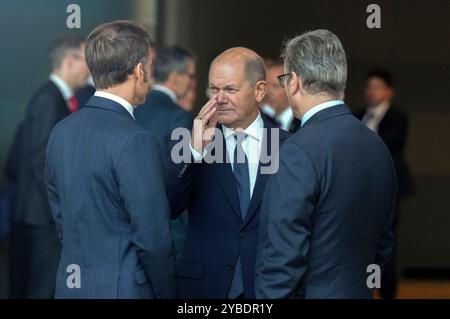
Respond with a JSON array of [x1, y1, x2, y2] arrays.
[[45, 20, 176, 298]]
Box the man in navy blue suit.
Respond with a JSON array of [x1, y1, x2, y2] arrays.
[[135, 46, 195, 256], [255, 30, 397, 299], [170, 47, 290, 299], [45, 20, 176, 298]]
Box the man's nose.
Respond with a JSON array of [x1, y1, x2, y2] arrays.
[[217, 90, 228, 104]]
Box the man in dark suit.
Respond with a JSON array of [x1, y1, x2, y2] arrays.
[[355, 69, 414, 299], [255, 30, 397, 299], [169, 47, 290, 299], [10, 35, 89, 298], [45, 21, 176, 298], [266, 59, 301, 133], [135, 47, 195, 255]]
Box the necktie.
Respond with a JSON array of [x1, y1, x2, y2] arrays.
[[69, 96, 79, 113], [228, 132, 250, 298]]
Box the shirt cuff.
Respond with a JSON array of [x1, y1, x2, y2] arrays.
[[189, 143, 207, 161]]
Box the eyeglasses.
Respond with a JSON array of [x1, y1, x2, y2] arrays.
[[277, 73, 292, 88]]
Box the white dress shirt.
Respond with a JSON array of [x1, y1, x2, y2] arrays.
[[94, 91, 135, 119], [301, 99, 344, 126], [276, 107, 295, 131], [191, 113, 264, 197], [152, 84, 178, 103], [362, 102, 390, 133], [49, 74, 73, 107]]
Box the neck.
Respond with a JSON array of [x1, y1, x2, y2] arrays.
[[99, 84, 135, 106], [295, 94, 338, 119], [52, 70, 75, 91], [159, 82, 178, 98]]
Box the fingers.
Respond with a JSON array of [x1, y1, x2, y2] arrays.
[[197, 96, 217, 119], [201, 104, 217, 128]]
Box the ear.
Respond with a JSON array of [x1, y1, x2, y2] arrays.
[[133, 62, 144, 82], [254, 80, 267, 103], [289, 72, 301, 95]]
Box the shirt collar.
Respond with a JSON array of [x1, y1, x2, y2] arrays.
[[152, 84, 178, 103], [49, 74, 73, 101], [222, 112, 264, 142], [301, 99, 344, 127], [94, 91, 135, 119], [276, 107, 294, 131]]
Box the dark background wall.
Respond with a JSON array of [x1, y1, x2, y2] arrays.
[[160, 0, 450, 273]]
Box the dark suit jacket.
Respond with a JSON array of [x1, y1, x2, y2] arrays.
[[14, 80, 70, 225], [256, 104, 397, 299], [134, 89, 193, 254], [170, 116, 290, 298], [355, 107, 414, 199], [75, 84, 95, 109], [45, 96, 176, 298], [135, 89, 192, 166]]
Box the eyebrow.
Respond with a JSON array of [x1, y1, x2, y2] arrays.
[[208, 82, 238, 89]]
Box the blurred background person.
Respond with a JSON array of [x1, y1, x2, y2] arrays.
[[355, 69, 415, 299], [75, 75, 96, 109], [259, 56, 277, 120], [178, 78, 197, 113], [9, 35, 89, 298], [266, 59, 301, 133], [134, 46, 196, 256]]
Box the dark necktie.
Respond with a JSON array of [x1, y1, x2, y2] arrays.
[[228, 132, 250, 298]]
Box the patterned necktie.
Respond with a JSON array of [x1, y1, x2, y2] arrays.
[[228, 132, 250, 298], [69, 96, 78, 113]]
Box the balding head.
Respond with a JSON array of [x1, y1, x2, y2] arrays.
[[208, 47, 267, 129], [211, 47, 266, 86]]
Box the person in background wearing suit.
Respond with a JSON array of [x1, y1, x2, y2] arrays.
[[75, 75, 96, 109], [9, 35, 89, 298], [135, 46, 195, 256], [45, 20, 176, 298], [255, 30, 397, 299], [170, 47, 290, 299], [355, 69, 414, 299], [266, 59, 301, 133]]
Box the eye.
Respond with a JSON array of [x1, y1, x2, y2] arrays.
[[226, 88, 238, 94], [209, 87, 218, 94]]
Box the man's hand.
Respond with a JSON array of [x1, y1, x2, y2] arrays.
[[191, 96, 218, 153]]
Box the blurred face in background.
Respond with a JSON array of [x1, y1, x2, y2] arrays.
[[208, 60, 265, 129], [266, 64, 289, 115], [364, 76, 393, 108], [63, 44, 90, 90], [178, 78, 197, 112], [175, 58, 196, 99]]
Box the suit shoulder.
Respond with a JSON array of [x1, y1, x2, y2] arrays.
[[27, 81, 64, 114]]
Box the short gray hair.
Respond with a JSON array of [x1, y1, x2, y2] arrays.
[[282, 29, 347, 98], [153, 46, 193, 83]]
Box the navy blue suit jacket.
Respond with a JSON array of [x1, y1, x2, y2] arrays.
[[170, 116, 290, 298], [135, 89, 192, 165], [45, 96, 176, 298], [256, 104, 397, 299]]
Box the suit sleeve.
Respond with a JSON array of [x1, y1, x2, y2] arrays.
[[45, 138, 63, 243], [375, 170, 397, 272], [116, 131, 177, 298], [29, 94, 64, 187], [255, 142, 317, 299]]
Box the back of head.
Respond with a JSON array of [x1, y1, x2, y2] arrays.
[[85, 20, 151, 90], [153, 46, 193, 83], [282, 29, 347, 98], [49, 35, 86, 71]]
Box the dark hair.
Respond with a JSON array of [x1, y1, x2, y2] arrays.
[[153, 46, 193, 83], [48, 35, 85, 70], [366, 69, 393, 87], [85, 20, 151, 89]]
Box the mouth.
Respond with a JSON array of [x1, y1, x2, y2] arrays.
[[216, 107, 234, 114]]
